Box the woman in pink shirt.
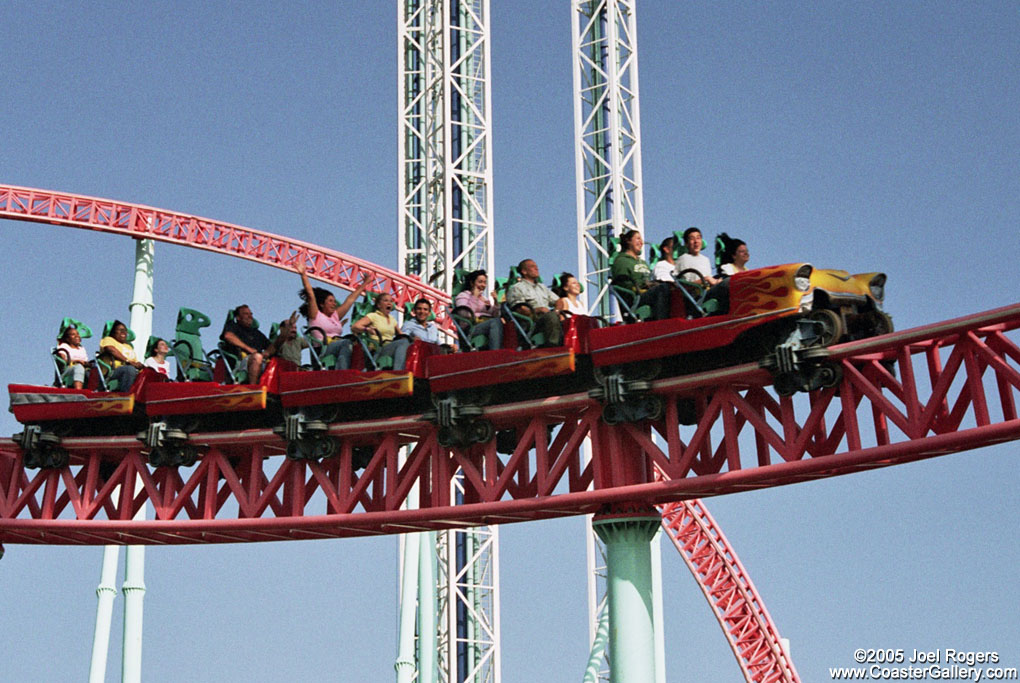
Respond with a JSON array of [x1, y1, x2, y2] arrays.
[[56, 325, 90, 389], [453, 270, 503, 350], [296, 263, 369, 369]]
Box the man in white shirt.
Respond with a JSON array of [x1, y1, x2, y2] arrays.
[[676, 227, 720, 286]]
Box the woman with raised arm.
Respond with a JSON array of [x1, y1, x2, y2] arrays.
[[453, 269, 503, 350], [296, 262, 369, 369]]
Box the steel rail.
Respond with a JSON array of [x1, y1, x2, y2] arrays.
[[0, 184, 454, 323], [659, 496, 800, 683]]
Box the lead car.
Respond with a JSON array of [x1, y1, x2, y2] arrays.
[[588, 262, 891, 420]]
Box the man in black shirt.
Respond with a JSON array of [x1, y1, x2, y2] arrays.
[[220, 304, 278, 383]]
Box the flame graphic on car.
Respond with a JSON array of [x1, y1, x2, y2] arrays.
[[205, 390, 266, 411], [90, 396, 136, 415], [729, 267, 796, 317], [340, 373, 413, 399]]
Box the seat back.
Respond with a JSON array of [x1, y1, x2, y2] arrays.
[[173, 308, 215, 381], [51, 348, 75, 387], [609, 282, 652, 323]]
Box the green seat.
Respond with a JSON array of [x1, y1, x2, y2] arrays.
[[172, 308, 215, 381]]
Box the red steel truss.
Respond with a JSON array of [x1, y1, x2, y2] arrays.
[[3, 302, 1018, 546], [0, 184, 451, 319], [659, 495, 800, 683]]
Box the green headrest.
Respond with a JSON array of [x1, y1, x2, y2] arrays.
[[102, 320, 136, 343], [145, 336, 173, 358], [176, 307, 212, 335], [57, 317, 92, 341], [551, 273, 584, 294]]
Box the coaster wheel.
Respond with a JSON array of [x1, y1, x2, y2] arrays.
[[809, 308, 844, 346]]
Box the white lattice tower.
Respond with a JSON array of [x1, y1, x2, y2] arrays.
[[572, 2, 651, 681], [398, 2, 500, 681], [571, 0, 644, 318], [399, 0, 495, 291]]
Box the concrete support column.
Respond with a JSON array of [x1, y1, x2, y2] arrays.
[[88, 546, 120, 683], [593, 513, 661, 683], [395, 532, 421, 683], [122, 237, 154, 683]]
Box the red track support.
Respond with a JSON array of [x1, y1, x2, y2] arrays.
[[0, 184, 452, 321], [2, 302, 1019, 545], [659, 495, 799, 683]]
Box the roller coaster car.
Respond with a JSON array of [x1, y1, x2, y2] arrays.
[[9, 369, 165, 426], [427, 313, 593, 395], [277, 337, 439, 410], [9, 368, 166, 467], [589, 263, 889, 395]]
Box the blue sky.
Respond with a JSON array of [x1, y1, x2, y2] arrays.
[[1, 1, 1018, 680]]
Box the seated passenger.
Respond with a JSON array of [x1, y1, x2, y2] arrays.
[[717, 234, 750, 276], [453, 270, 503, 350], [275, 312, 309, 366], [220, 305, 278, 384], [652, 236, 678, 283], [351, 292, 411, 370], [611, 230, 670, 321], [676, 227, 720, 286], [506, 259, 563, 347], [56, 324, 90, 389], [296, 263, 368, 370], [554, 273, 586, 317], [401, 298, 441, 344], [99, 320, 144, 389], [144, 337, 172, 378]]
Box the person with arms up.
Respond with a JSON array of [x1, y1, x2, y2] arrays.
[[296, 262, 369, 370]]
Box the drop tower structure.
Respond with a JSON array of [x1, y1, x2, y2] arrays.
[[398, 1, 500, 681]]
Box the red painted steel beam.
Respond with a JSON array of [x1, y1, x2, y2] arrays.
[[0, 184, 453, 322], [659, 493, 800, 683], [2, 303, 1019, 545]]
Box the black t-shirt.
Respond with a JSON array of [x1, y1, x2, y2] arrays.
[[221, 319, 269, 355]]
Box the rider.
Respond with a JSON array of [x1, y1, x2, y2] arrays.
[[610, 230, 670, 321], [676, 227, 720, 286]]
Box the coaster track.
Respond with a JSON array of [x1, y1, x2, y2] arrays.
[[0, 184, 452, 322]]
